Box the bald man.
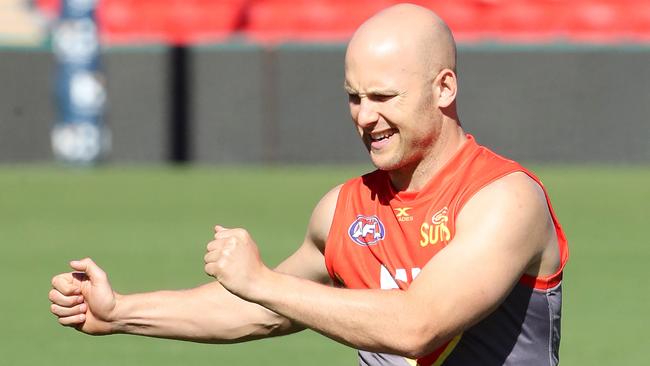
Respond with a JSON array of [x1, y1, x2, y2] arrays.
[[49, 4, 567, 366]]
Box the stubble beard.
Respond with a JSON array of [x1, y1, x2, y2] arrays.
[[369, 143, 412, 173]]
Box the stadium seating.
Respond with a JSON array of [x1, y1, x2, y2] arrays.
[[564, 0, 625, 42], [31, 0, 650, 45], [489, 0, 569, 42], [396, 0, 485, 42], [620, 0, 650, 42], [97, 0, 246, 45], [245, 0, 399, 43], [34, 0, 59, 20]]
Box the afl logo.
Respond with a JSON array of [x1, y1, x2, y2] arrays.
[[348, 215, 386, 246]]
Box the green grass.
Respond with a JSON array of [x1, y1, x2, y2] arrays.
[[0, 164, 648, 365], [535, 166, 650, 365]]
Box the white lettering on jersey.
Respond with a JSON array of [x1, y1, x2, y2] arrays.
[[380, 265, 422, 290]]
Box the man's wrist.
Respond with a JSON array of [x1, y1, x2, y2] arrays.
[[246, 267, 281, 305], [107, 292, 127, 334]]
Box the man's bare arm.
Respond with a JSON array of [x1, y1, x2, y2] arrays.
[[49, 185, 341, 343], [205, 173, 559, 357]]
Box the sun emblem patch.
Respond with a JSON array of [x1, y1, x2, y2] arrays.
[[419, 207, 451, 247]]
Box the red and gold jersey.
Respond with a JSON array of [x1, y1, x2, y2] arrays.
[[324, 135, 569, 366]]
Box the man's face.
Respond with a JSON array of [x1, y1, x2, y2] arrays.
[[344, 41, 442, 172]]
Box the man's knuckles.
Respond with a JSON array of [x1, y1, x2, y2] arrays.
[[203, 251, 214, 264], [50, 273, 68, 288], [58, 314, 85, 326], [207, 236, 244, 253], [213, 227, 249, 240], [207, 236, 237, 251], [204, 262, 223, 277], [214, 230, 229, 240], [206, 239, 219, 252], [229, 228, 247, 237], [51, 274, 80, 295], [204, 253, 237, 274], [48, 289, 83, 306], [204, 247, 230, 264], [51, 303, 87, 317]]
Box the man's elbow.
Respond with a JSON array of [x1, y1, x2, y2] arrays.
[[249, 310, 296, 338], [394, 324, 448, 359], [399, 338, 439, 360]]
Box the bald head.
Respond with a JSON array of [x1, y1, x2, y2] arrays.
[[344, 4, 462, 178], [347, 3, 457, 76]]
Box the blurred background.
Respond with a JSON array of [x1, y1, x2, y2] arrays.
[[1, 0, 648, 164], [0, 1, 648, 365]]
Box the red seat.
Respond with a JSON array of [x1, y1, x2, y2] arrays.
[[243, 0, 295, 43], [98, 0, 138, 44], [163, 0, 245, 44], [492, 0, 570, 43], [35, 0, 61, 19], [98, 0, 245, 45], [60, 0, 650, 45], [621, 0, 650, 42], [297, 0, 399, 42], [565, 0, 626, 43], [245, 0, 398, 43], [408, 0, 493, 43]]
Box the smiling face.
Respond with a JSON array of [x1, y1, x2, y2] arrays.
[[344, 4, 459, 180], [345, 35, 442, 173]]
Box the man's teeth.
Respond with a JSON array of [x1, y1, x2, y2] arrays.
[[371, 131, 395, 141]]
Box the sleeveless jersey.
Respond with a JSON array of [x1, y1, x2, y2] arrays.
[[324, 135, 569, 366]]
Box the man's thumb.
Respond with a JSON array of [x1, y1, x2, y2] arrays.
[[214, 225, 229, 233], [69, 258, 107, 282]]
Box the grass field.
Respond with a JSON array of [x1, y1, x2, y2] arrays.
[[0, 164, 648, 365]]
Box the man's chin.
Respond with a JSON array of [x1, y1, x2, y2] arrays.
[[369, 153, 402, 172]]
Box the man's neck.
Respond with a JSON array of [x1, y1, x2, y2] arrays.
[[389, 125, 466, 192]]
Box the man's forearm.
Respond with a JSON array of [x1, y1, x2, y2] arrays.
[[112, 282, 299, 343], [248, 270, 445, 358]]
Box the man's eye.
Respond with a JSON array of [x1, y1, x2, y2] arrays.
[[348, 93, 361, 104], [369, 94, 394, 102]]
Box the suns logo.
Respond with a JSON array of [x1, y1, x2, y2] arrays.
[[348, 215, 386, 246], [419, 207, 451, 247]]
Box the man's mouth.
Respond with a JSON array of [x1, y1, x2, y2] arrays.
[[369, 129, 397, 149], [370, 130, 396, 142]]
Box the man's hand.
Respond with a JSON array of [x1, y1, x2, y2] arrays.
[[204, 226, 272, 300], [49, 258, 118, 335]]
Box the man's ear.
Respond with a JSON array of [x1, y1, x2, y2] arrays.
[[435, 69, 457, 108]]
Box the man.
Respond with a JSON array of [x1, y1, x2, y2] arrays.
[[49, 4, 568, 365]]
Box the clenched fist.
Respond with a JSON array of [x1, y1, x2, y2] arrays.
[[49, 258, 118, 335], [204, 226, 271, 300]]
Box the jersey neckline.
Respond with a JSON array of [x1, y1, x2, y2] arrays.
[[386, 134, 478, 203]]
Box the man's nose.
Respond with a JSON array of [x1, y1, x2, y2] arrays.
[[356, 98, 379, 128]]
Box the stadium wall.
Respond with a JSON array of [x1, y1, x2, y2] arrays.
[[1, 45, 648, 163], [0, 50, 54, 161], [103, 47, 169, 162]]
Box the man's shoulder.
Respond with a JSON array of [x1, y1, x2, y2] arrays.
[[457, 170, 553, 249], [306, 184, 343, 247], [308, 170, 387, 247], [478, 171, 546, 204]]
